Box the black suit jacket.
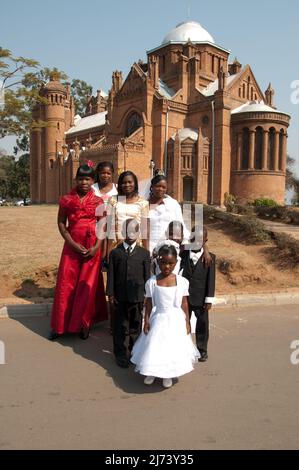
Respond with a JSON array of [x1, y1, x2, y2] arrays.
[[107, 244, 151, 303], [180, 251, 216, 307]]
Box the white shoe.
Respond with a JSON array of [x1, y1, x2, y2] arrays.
[[162, 378, 173, 389], [144, 376, 155, 386]]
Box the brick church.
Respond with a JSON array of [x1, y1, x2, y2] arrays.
[[30, 20, 290, 205]]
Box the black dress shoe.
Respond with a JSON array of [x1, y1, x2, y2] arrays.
[[79, 328, 90, 340], [48, 331, 60, 341], [115, 356, 130, 368], [198, 352, 208, 362]]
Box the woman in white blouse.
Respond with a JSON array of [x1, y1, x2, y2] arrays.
[[148, 174, 188, 254], [148, 173, 212, 265]]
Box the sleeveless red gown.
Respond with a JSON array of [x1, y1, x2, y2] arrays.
[[51, 189, 107, 334]]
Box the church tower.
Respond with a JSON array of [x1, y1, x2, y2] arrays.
[[30, 77, 71, 203]]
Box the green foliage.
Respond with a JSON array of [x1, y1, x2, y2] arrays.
[[224, 192, 237, 213], [286, 155, 299, 204], [253, 198, 278, 207], [69, 79, 93, 116], [7, 154, 30, 201], [0, 47, 67, 137], [0, 146, 29, 200], [204, 206, 271, 244]]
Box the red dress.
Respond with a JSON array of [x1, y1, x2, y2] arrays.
[[51, 189, 108, 334]]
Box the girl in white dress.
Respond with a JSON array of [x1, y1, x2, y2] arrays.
[[131, 244, 200, 389]]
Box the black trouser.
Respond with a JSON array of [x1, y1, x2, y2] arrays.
[[189, 305, 209, 354], [113, 301, 143, 358]]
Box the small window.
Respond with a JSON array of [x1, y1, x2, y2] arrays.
[[202, 115, 209, 126]]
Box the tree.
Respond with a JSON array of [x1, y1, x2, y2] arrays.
[[0, 47, 67, 138], [286, 155, 299, 205], [7, 154, 30, 202], [0, 149, 14, 198], [69, 79, 93, 115], [0, 139, 30, 202]]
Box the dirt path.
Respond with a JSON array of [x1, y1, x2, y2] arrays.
[[259, 219, 299, 240]]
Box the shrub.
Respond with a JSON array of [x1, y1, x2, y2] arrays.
[[253, 198, 278, 207], [272, 233, 299, 264], [204, 206, 270, 244], [232, 204, 255, 217], [224, 193, 237, 213], [254, 205, 287, 220]]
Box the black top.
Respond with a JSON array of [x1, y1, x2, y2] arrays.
[[180, 251, 216, 307], [107, 244, 151, 303]]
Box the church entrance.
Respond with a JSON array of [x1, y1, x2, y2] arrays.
[[183, 176, 194, 201]]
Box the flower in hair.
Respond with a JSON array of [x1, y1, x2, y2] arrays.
[[87, 160, 94, 168]]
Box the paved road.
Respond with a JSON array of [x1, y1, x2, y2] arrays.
[[1, 305, 299, 450]]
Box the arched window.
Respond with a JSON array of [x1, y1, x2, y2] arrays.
[[268, 128, 276, 170], [242, 128, 250, 170], [279, 129, 285, 171], [255, 127, 263, 170], [251, 87, 254, 101], [125, 112, 142, 137], [243, 83, 246, 99]]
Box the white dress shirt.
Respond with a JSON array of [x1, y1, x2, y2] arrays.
[[123, 241, 137, 254]]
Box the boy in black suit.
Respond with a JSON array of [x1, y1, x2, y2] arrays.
[[107, 219, 151, 368], [181, 226, 216, 362]]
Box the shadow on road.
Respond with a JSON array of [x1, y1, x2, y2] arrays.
[[13, 316, 165, 396]]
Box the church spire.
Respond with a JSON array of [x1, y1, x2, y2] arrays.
[[265, 83, 275, 107]]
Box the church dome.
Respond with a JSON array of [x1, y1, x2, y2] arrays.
[[162, 21, 215, 45], [42, 78, 66, 94]]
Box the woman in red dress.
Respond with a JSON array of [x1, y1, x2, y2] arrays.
[[49, 164, 107, 340]]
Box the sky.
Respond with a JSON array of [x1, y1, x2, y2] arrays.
[[1, 0, 299, 176]]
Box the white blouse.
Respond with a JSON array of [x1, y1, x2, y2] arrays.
[[148, 195, 189, 254], [92, 183, 118, 201]]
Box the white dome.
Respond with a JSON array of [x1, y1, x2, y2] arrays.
[[171, 128, 199, 142], [162, 21, 215, 45], [231, 101, 288, 116]]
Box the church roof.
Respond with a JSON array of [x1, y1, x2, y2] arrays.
[[202, 73, 241, 96], [158, 79, 176, 99], [171, 128, 198, 142], [162, 21, 215, 45], [42, 79, 66, 94], [231, 101, 289, 116], [66, 111, 107, 135]]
